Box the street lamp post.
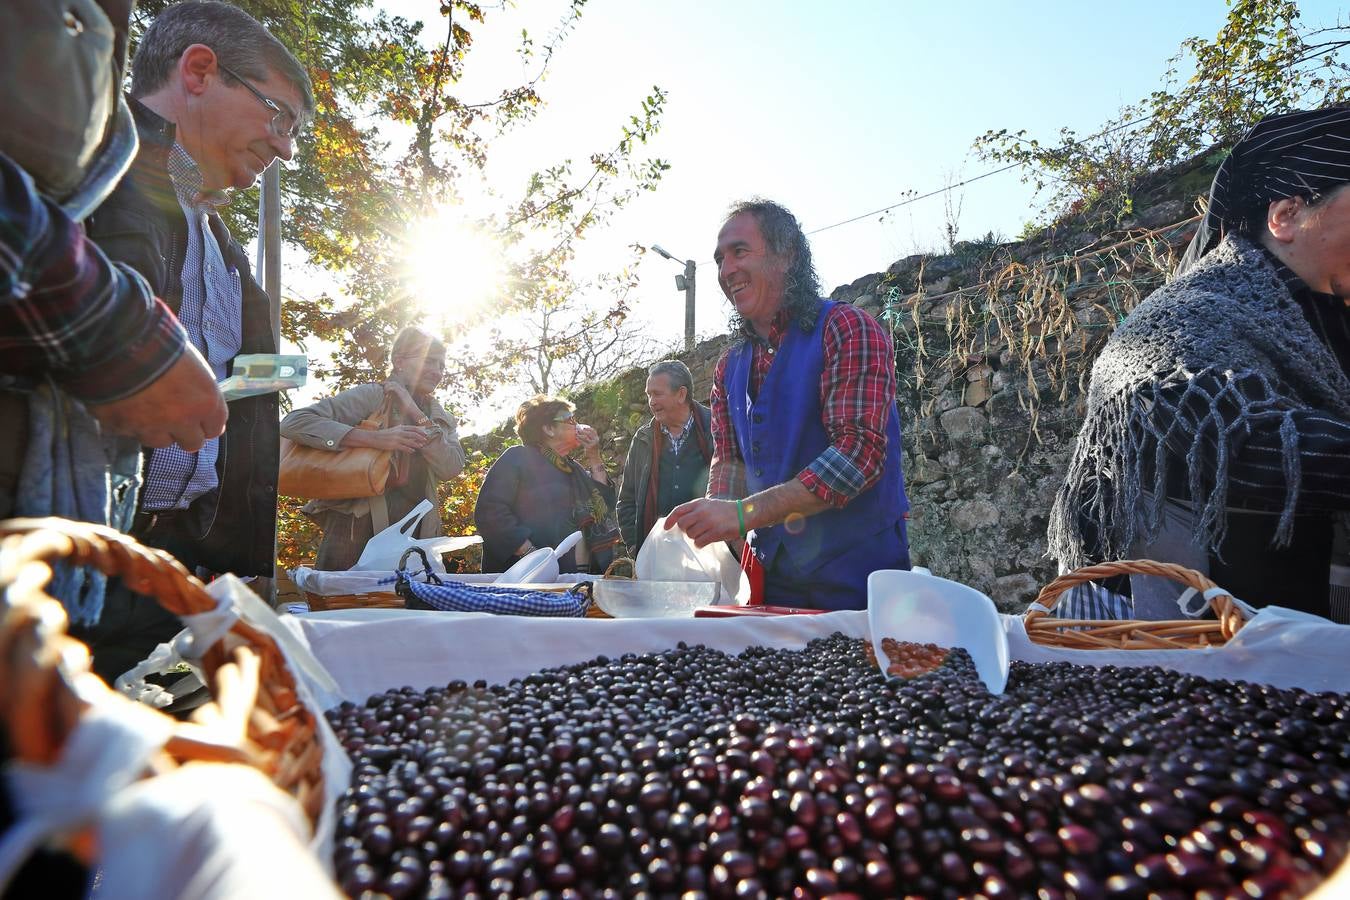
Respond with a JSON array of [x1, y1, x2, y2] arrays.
[[652, 243, 696, 352]]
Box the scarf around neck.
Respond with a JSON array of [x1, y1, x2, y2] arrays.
[[539, 445, 621, 571], [1048, 234, 1350, 570]]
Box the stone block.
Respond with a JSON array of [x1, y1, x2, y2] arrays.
[[922, 275, 953, 295], [939, 406, 987, 442], [907, 454, 946, 486], [963, 378, 992, 407], [949, 498, 999, 532], [936, 389, 963, 413], [992, 573, 1040, 610], [965, 363, 993, 382]]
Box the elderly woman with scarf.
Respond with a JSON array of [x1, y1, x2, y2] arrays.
[[1049, 106, 1350, 623], [475, 395, 622, 574]]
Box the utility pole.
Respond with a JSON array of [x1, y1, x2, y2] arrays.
[[652, 244, 696, 351], [262, 162, 282, 343], [679, 258, 695, 352], [257, 161, 282, 605]]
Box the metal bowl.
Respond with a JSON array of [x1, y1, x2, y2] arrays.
[[593, 580, 720, 618]]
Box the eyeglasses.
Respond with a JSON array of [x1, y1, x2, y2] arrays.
[[218, 62, 303, 140], [552, 412, 577, 424]]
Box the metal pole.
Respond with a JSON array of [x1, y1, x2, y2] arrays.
[[262, 161, 282, 344], [260, 160, 282, 603], [683, 259, 696, 351]]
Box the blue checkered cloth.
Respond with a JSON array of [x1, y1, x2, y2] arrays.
[[1052, 583, 1135, 620], [402, 579, 592, 617]]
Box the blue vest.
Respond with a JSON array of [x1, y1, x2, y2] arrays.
[[725, 301, 909, 588]]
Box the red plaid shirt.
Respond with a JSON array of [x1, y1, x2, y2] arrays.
[[708, 302, 897, 507], [0, 154, 186, 404]]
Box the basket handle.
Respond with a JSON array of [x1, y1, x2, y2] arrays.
[[0, 517, 217, 619], [1029, 558, 1247, 639], [603, 556, 635, 579], [0, 518, 327, 826]]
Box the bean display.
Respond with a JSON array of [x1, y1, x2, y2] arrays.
[[326, 634, 1349, 898]]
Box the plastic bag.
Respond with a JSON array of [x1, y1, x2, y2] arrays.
[[636, 517, 747, 604], [351, 499, 481, 573], [110, 575, 352, 863]]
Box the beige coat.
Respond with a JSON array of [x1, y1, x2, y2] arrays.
[[280, 383, 464, 536]]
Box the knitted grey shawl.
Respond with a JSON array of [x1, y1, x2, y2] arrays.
[[1048, 234, 1350, 569]]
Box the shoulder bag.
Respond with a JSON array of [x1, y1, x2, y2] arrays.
[[278, 396, 403, 500]]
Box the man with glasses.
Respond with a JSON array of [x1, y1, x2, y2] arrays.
[[79, 1, 315, 682]]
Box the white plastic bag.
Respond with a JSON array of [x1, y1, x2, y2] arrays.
[[111, 575, 352, 863], [351, 499, 481, 573], [636, 516, 747, 604]]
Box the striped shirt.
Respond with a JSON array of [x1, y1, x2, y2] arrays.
[[0, 151, 187, 403], [140, 145, 243, 512]]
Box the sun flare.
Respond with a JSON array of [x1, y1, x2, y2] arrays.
[[402, 210, 504, 327]]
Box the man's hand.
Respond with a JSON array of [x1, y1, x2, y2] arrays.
[[86, 347, 227, 452], [341, 425, 430, 452], [665, 498, 741, 548]]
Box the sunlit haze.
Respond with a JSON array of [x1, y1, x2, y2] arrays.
[[280, 0, 1347, 433]]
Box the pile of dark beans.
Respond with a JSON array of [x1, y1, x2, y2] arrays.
[[326, 633, 1349, 899]]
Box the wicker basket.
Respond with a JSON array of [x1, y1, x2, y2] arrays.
[[584, 556, 637, 620], [302, 589, 404, 612], [0, 517, 327, 827], [1025, 559, 1250, 650]]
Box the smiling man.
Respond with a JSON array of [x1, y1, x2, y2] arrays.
[[617, 359, 713, 552], [78, 0, 314, 682], [666, 199, 911, 609]]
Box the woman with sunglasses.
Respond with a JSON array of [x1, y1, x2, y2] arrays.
[[475, 395, 622, 575], [280, 327, 464, 570]]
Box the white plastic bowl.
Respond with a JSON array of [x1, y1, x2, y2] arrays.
[[593, 580, 720, 618], [867, 569, 1009, 694]]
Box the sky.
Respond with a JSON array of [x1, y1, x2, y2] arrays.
[[297, 0, 1347, 431]]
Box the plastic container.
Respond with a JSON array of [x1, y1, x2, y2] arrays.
[[867, 569, 1009, 694], [593, 581, 720, 618]]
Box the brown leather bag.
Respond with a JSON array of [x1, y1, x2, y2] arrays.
[[278, 397, 400, 500]]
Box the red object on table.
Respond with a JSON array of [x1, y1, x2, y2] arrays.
[[740, 541, 765, 606], [694, 605, 830, 618]]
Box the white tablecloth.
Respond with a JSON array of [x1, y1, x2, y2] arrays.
[[280, 606, 1348, 704]]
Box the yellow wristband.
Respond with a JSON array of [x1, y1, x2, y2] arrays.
[[736, 499, 748, 539]]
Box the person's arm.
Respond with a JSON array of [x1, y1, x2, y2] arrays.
[[796, 304, 895, 507], [417, 400, 466, 481], [705, 351, 746, 500], [0, 153, 224, 450], [1153, 371, 1350, 511], [280, 385, 430, 453], [473, 448, 534, 558], [615, 435, 643, 549]]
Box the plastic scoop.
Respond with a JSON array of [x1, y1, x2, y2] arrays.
[[552, 531, 583, 564], [867, 569, 1009, 694], [494, 531, 585, 585], [497, 547, 557, 585]]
